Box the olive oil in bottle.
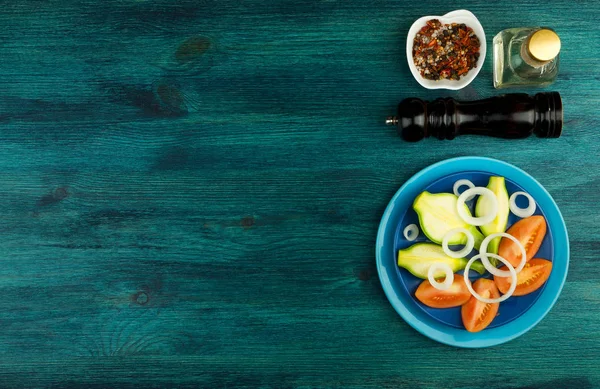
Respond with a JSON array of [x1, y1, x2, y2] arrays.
[[493, 28, 560, 88]]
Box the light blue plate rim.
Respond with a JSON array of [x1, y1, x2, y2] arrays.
[[375, 156, 569, 348]]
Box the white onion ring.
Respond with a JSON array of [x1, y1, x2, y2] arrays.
[[453, 179, 476, 201], [427, 263, 454, 291], [457, 187, 498, 226], [480, 232, 527, 276], [510, 191, 536, 218], [442, 228, 474, 258], [403, 224, 419, 241], [463, 253, 517, 303]]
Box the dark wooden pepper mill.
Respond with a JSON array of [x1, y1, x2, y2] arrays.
[[386, 92, 562, 141]]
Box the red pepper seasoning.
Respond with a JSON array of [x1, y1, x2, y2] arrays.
[[412, 19, 481, 81]]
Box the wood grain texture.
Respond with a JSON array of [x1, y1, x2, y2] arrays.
[[0, 0, 599, 387]]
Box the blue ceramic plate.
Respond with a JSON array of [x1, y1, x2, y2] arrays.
[[376, 157, 569, 348]]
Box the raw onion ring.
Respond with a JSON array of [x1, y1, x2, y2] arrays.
[[480, 232, 527, 276], [463, 253, 517, 303], [453, 179, 476, 201], [427, 263, 454, 291], [457, 187, 498, 226], [403, 224, 419, 241], [442, 228, 474, 258], [510, 191, 536, 218]]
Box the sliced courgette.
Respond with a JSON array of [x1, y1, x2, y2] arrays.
[[397, 243, 485, 279], [476, 176, 509, 255], [413, 191, 484, 250]]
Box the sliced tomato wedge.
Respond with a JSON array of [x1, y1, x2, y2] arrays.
[[415, 274, 471, 309], [498, 215, 547, 268], [494, 258, 552, 296], [461, 278, 499, 333]]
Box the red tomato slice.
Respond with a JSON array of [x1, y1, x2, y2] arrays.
[[415, 274, 471, 309], [461, 278, 499, 333], [498, 215, 547, 268], [494, 258, 552, 296]]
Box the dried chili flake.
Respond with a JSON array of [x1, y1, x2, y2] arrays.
[[412, 19, 481, 81]]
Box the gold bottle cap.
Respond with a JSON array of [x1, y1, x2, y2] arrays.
[[528, 29, 561, 62]]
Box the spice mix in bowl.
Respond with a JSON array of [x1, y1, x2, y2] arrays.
[[406, 10, 486, 90]]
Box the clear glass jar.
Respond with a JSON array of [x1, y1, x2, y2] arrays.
[[493, 28, 560, 88]]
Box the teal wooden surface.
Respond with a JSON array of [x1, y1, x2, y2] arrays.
[[0, 0, 598, 387]]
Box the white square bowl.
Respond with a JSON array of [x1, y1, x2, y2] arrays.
[[406, 10, 486, 90]]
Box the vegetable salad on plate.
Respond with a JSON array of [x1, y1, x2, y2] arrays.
[[398, 176, 551, 332]]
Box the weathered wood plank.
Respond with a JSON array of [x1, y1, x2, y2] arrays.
[[0, 0, 598, 387]]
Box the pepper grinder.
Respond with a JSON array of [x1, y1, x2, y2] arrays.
[[386, 92, 562, 142]]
